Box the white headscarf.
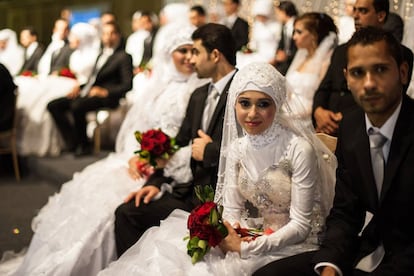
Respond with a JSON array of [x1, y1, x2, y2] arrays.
[[69, 23, 100, 85], [215, 62, 337, 219], [0, 29, 24, 76]]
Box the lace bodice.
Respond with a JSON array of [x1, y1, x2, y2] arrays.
[[238, 160, 292, 231]]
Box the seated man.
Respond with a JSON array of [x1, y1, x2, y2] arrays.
[[37, 18, 73, 76], [19, 26, 44, 73], [114, 23, 237, 257], [312, 0, 413, 136], [254, 26, 414, 276], [47, 22, 133, 156]]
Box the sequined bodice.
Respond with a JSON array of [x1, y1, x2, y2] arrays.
[[238, 159, 324, 244], [238, 160, 293, 231]]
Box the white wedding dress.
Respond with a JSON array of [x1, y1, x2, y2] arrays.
[[285, 32, 337, 127], [2, 70, 205, 276], [15, 75, 79, 156], [98, 135, 325, 276]]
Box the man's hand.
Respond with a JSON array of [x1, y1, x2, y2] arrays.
[[219, 220, 242, 254], [66, 85, 81, 99], [88, 86, 109, 98], [314, 107, 342, 135], [191, 129, 212, 161], [123, 186, 160, 207]]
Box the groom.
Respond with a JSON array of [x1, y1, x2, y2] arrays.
[[114, 23, 237, 257], [254, 27, 414, 276]]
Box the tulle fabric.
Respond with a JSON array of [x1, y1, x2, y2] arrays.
[[99, 209, 317, 276]]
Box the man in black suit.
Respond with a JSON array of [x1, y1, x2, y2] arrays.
[[37, 18, 73, 76], [272, 1, 298, 75], [254, 26, 414, 276], [0, 63, 16, 132], [47, 22, 133, 156], [312, 0, 413, 136], [114, 23, 237, 257], [18, 26, 44, 73], [222, 0, 249, 51]]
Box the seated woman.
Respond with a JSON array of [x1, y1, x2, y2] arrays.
[[285, 12, 337, 127], [3, 23, 206, 276], [98, 62, 336, 275], [15, 22, 100, 156]]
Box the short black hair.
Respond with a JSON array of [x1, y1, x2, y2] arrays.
[[190, 5, 206, 16], [21, 26, 38, 37], [373, 0, 390, 21], [277, 1, 298, 17], [191, 23, 236, 66], [103, 21, 122, 35], [346, 26, 403, 66]]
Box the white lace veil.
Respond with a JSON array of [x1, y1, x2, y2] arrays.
[[214, 62, 337, 220], [286, 31, 337, 77]]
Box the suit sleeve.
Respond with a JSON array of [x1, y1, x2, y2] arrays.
[[104, 53, 133, 99], [312, 47, 339, 114]]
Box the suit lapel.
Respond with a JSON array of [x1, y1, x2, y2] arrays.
[[380, 96, 414, 202]]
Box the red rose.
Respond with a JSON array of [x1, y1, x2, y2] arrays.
[[140, 139, 155, 151], [21, 70, 35, 77]]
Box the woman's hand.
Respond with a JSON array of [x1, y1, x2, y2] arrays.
[[219, 221, 242, 254], [128, 156, 143, 180]]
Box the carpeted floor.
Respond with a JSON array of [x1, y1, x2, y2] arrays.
[[0, 152, 108, 257]]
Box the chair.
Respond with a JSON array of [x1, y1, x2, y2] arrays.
[[316, 132, 338, 153], [0, 91, 20, 181], [92, 98, 128, 154]]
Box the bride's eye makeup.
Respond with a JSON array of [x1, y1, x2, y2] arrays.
[[175, 48, 190, 54], [256, 99, 272, 108], [237, 98, 273, 109], [237, 98, 251, 108]]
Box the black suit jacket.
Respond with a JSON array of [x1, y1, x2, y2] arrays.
[[312, 43, 413, 123], [20, 44, 44, 73], [145, 78, 233, 203], [0, 63, 17, 131], [90, 47, 133, 102], [275, 25, 297, 75], [231, 17, 249, 51], [313, 95, 414, 275], [49, 43, 74, 73]]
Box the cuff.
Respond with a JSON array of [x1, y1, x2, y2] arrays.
[[314, 262, 343, 276]]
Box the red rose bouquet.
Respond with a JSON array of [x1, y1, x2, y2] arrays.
[[134, 129, 179, 167], [20, 70, 36, 77], [185, 185, 228, 264], [59, 68, 76, 79]]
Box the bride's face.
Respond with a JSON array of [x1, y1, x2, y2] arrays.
[[172, 44, 194, 76], [235, 91, 276, 135], [293, 21, 316, 51]]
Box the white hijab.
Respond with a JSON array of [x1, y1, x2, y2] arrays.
[[0, 29, 24, 76]]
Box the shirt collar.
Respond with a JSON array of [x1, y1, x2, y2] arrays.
[[365, 99, 402, 142], [211, 69, 236, 96]]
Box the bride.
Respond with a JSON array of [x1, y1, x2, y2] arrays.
[[99, 62, 337, 276], [285, 12, 337, 126], [3, 23, 206, 276], [15, 22, 100, 156]]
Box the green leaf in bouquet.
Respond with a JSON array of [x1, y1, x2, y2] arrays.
[[134, 131, 142, 143], [197, 239, 208, 251], [216, 223, 229, 238], [195, 185, 215, 203], [209, 208, 219, 226]]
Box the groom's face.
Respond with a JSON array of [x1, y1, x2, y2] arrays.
[[190, 39, 216, 79]]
